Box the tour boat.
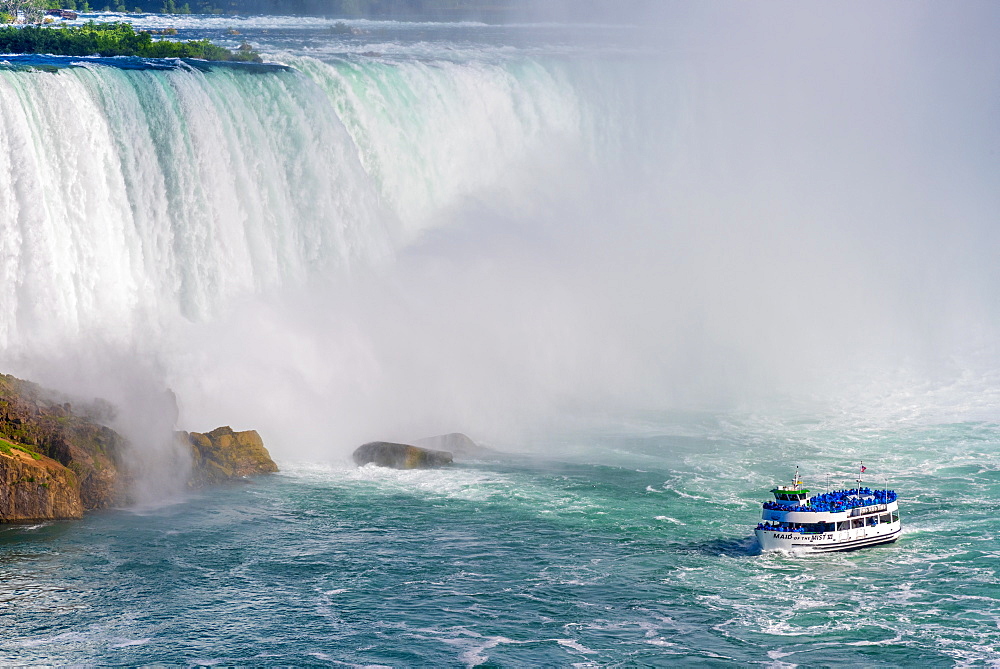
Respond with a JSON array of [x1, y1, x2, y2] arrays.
[[754, 465, 901, 553]]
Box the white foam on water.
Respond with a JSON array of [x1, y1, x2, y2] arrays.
[[108, 637, 151, 648], [555, 638, 596, 654], [281, 460, 512, 501], [18, 630, 92, 647], [278, 460, 613, 521], [442, 632, 518, 667]]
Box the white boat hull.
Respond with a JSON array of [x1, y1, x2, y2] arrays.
[[756, 522, 901, 553]]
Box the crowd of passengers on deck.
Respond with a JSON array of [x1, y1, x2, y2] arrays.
[[756, 516, 884, 533], [763, 488, 898, 513], [757, 522, 818, 533]]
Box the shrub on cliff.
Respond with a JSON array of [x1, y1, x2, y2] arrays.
[[0, 21, 262, 62]]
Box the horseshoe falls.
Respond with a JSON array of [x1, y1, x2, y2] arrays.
[[2, 4, 1000, 665]]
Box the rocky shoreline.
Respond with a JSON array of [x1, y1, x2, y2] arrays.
[[0, 373, 277, 524]]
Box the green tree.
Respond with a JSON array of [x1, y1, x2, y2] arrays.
[[0, 21, 262, 61]]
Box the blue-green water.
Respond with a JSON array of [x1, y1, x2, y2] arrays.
[[3, 415, 998, 665]]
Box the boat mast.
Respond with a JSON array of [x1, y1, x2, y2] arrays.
[[856, 460, 864, 498]]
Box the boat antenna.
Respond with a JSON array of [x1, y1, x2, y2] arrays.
[[793, 466, 800, 490], [856, 460, 864, 498]]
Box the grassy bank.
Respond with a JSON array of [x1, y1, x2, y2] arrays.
[[0, 21, 261, 61]]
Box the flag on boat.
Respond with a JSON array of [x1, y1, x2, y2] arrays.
[[860, 465, 867, 473]]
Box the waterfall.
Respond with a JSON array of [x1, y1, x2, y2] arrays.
[[4, 5, 998, 457], [0, 62, 388, 351], [0, 55, 594, 356], [0, 53, 614, 455]]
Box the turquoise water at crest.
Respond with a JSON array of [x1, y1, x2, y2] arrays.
[[2, 416, 999, 665]]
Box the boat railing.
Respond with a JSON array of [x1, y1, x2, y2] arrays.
[[755, 523, 832, 534], [849, 503, 888, 517]]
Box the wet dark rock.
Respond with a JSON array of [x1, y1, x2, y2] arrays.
[[353, 441, 453, 469]]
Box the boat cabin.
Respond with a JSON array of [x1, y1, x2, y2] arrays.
[[770, 486, 809, 504]]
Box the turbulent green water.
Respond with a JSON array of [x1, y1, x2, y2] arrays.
[[2, 413, 998, 665]]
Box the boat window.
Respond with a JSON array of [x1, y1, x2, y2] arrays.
[[892, 512, 899, 522], [880, 514, 891, 523], [851, 518, 864, 529], [837, 521, 850, 531]]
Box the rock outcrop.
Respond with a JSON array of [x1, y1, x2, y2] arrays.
[[0, 373, 126, 520], [0, 372, 279, 523], [181, 426, 278, 486], [353, 441, 453, 469], [0, 443, 83, 522]]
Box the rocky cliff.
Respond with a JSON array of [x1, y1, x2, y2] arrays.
[[0, 373, 125, 519], [181, 426, 279, 486], [0, 439, 83, 522], [0, 373, 278, 523]]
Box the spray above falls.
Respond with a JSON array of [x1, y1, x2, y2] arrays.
[[1, 5, 1000, 461]]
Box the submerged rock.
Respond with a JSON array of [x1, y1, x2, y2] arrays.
[[181, 426, 278, 486], [353, 441, 453, 469]]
